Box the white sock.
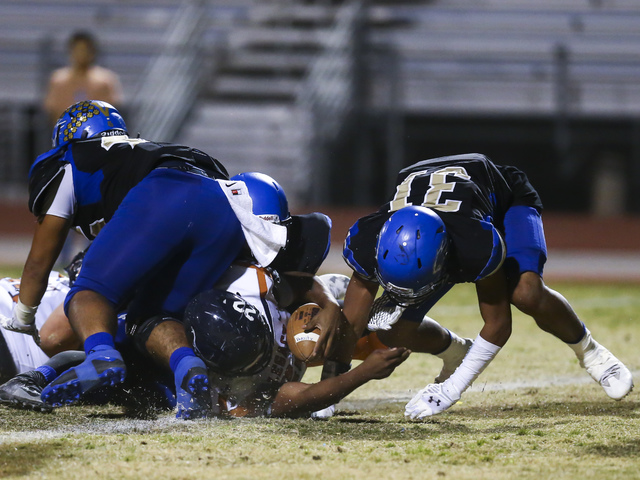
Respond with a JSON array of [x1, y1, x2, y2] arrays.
[[435, 330, 465, 362], [567, 326, 599, 367], [444, 334, 501, 398]]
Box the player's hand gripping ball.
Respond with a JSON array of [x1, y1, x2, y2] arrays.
[[286, 303, 322, 365]]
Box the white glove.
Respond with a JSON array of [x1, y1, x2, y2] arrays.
[[0, 299, 40, 345], [311, 404, 335, 419]]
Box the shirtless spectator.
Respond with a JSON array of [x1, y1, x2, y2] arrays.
[[44, 31, 123, 124]]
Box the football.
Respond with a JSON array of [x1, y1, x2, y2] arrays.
[[286, 303, 322, 364]]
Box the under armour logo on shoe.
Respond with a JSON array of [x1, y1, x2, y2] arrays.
[[601, 364, 621, 386], [428, 396, 441, 406]]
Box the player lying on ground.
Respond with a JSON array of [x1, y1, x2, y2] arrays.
[[183, 265, 411, 418], [333, 153, 633, 419]]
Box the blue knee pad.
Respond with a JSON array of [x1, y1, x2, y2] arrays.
[[503, 206, 547, 278]]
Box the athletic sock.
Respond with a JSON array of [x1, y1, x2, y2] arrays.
[[35, 365, 57, 384], [567, 324, 599, 366], [435, 329, 460, 360], [170, 347, 198, 374], [84, 332, 116, 356]]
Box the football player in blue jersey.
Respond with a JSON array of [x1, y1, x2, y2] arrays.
[[336, 153, 633, 418], [0, 100, 281, 418]]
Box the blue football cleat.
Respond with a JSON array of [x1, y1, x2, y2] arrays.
[[41, 348, 126, 407], [175, 365, 211, 420]]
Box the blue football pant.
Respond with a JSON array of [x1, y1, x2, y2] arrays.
[[66, 168, 245, 320]]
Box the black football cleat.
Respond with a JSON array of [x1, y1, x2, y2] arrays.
[[0, 371, 53, 413]]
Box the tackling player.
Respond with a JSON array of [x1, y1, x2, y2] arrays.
[[0, 100, 288, 418], [337, 153, 633, 419]]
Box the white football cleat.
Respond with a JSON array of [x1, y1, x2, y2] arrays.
[[435, 336, 473, 384], [405, 382, 461, 419], [582, 342, 633, 400], [311, 404, 335, 419]]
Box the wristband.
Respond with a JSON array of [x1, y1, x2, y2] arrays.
[[14, 299, 38, 326]]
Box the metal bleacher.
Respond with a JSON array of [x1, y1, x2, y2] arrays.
[[367, 0, 640, 117], [2, 0, 640, 205]]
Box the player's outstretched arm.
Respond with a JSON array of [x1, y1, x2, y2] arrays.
[[20, 215, 71, 309], [269, 347, 410, 418]]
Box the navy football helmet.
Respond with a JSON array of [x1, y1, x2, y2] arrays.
[[231, 172, 290, 223], [51, 100, 127, 148], [375, 205, 449, 306], [184, 289, 274, 376]]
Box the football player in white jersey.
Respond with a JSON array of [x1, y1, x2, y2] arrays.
[[0, 273, 69, 376], [185, 263, 411, 418], [0, 272, 90, 412]]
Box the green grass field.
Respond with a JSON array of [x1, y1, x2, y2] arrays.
[[0, 276, 638, 479]]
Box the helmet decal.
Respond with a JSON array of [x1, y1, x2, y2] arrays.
[[231, 172, 289, 223], [52, 100, 127, 148], [184, 289, 274, 376]]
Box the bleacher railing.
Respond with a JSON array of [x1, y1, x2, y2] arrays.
[[297, 0, 365, 204], [129, 0, 209, 141]]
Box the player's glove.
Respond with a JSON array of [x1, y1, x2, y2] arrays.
[[367, 293, 405, 331], [0, 300, 40, 345]]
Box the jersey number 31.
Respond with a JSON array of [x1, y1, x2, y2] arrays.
[[389, 166, 470, 213]]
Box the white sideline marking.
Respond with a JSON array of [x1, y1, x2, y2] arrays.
[[342, 369, 639, 408], [0, 416, 202, 444]]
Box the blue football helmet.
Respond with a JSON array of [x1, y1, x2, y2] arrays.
[[51, 100, 127, 148], [184, 289, 274, 376], [231, 172, 290, 223], [375, 205, 449, 306]]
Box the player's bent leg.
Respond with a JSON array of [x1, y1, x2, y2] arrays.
[[568, 327, 634, 400], [377, 316, 471, 383], [378, 316, 451, 354], [141, 319, 211, 419], [0, 371, 53, 412], [0, 351, 85, 412], [512, 274, 633, 400], [511, 273, 585, 343]]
